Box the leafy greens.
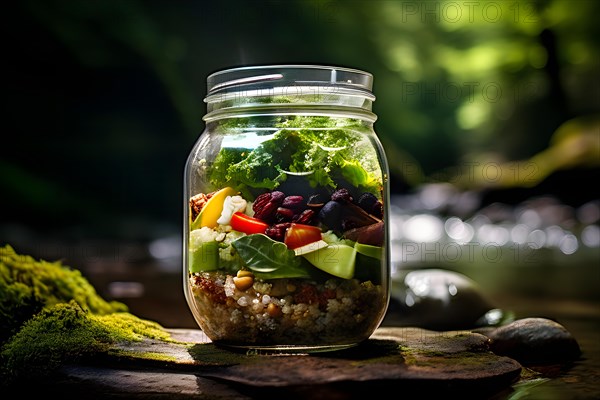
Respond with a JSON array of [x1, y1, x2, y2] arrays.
[[209, 116, 382, 197]]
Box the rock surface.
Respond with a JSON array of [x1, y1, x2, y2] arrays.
[[16, 327, 522, 399]]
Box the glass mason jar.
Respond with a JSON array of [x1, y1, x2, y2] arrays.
[[183, 64, 390, 353]]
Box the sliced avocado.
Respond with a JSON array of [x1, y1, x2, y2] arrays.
[[354, 242, 382, 260], [188, 240, 219, 273], [302, 243, 357, 279]]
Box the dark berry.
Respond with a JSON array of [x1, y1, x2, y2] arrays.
[[331, 188, 353, 203], [357, 193, 378, 211], [318, 201, 343, 231]]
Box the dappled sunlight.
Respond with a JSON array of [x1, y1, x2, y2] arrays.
[[441, 116, 600, 190]]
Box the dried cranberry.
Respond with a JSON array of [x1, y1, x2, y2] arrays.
[[275, 207, 295, 221], [282, 195, 305, 209], [318, 288, 337, 310], [265, 222, 291, 241], [194, 275, 226, 304], [294, 284, 319, 305]]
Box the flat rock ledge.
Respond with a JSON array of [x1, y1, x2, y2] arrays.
[[27, 327, 523, 399]]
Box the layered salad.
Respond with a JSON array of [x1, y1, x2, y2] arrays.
[[186, 115, 388, 348]]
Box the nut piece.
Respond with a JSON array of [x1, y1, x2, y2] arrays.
[[236, 269, 254, 278], [233, 275, 254, 291], [189, 192, 213, 221], [294, 209, 315, 224], [267, 302, 282, 318], [253, 191, 285, 222]]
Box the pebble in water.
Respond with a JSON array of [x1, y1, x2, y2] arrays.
[[480, 317, 582, 364]]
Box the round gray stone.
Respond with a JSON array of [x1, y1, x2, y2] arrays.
[[483, 317, 581, 364]]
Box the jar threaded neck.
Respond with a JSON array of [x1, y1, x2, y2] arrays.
[[204, 65, 376, 122]]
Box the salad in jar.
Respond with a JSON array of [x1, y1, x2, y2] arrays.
[[185, 114, 389, 350]]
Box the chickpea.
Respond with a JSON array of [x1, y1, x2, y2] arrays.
[[236, 269, 254, 278], [233, 276, 254, 291]]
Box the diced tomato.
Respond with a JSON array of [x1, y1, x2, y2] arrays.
[[284, 223, 322, 249], [230, 212, 269, 235]]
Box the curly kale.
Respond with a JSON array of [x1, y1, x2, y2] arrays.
[[208, 115, 383, 197]]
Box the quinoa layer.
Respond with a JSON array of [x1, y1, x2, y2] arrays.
[[188, 272, 386, 347]]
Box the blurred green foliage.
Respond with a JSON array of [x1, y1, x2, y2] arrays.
[[1, 0, 598, 239]]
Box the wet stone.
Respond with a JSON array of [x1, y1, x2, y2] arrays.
[[385, 269, 507, 330], [480, 317, 582, 364]]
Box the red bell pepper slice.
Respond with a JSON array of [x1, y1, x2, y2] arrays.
[[230, 212, 269, 235]]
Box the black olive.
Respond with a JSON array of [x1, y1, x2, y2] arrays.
[[318, 201, 343, 231]]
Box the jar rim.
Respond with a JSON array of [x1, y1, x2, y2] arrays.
[[205, 64, 375, 101]]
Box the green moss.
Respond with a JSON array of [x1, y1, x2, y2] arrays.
[[0, 244, 128, 342], [116, 351, 179, 363], [0, 301, 178, 385], [93, 312, 173, 342], [0, 245, 175, 386], [2, 302, 110, 383]]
